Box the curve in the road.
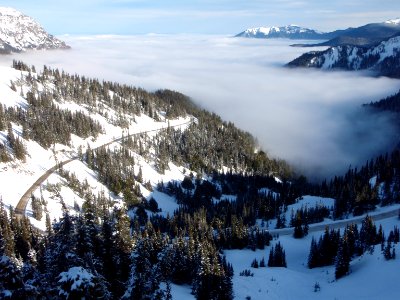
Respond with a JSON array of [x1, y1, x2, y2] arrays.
[[15, 120, 192, 217]]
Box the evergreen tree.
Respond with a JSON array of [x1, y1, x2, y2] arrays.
[[259, 257, 266, 268], [57, 266, 110, 299], [251, 258, 259, 268], [335, 236, 350, 279], [383, 240, 396, 260], [268, 242, 287, 267], [359, 215, 377, 254], [308, 237, 320, 269], [123, 236, 164, 300], [31, 195, 43, 221], [0, 200, 15, 257]]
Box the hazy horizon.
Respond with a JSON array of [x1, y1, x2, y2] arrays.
[[1, 0, 400, 35]]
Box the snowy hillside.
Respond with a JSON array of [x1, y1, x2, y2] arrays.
[[385, 18, 400, 25], [227, 215, 400, 300], [0, 63, 192, 230], [235, 25, 324, 39], [0, 7, 69, 53], [287, 34, 400, 78]]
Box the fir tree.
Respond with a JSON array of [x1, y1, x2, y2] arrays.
[[268, 242, 287, 267], [308, 237, 319, 269], [251, 258, 259, 268], [335, 236, 351, 280]]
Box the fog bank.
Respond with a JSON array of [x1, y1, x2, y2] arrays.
[[2, 35, 399, 179]]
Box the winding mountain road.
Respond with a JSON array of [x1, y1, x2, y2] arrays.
[[15, 120, 192, 217], [15, 117, 399, 235]]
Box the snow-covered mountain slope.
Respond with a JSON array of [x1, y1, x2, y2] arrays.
[[235, 25, 324, 39], [287, 34, 400, 78], [227, 215, 400, 300], [385, 18, 400, 25], [0, 63, 192, 229], [0, 7, 69, 53], [242, 19, 400, 47]]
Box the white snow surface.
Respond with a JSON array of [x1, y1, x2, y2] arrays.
[[286, 195, 334, 219], [240, 25, 322, 38], [385, 18, 400, 25], [0, 6, 68, 51], [58, 266, 94, 290], [226, 215, 400, 300], [307, 35, 400, 71], [0, 64, 192, 230], [369, 35, 400, 63]]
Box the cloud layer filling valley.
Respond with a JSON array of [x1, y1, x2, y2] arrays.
[[4, 35, 400, 179]]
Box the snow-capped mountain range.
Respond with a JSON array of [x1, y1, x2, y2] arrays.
[[236, 25, 322, 39], [287, 33, 400, 78], [237, 19, 400, 47], [0, 7, 69, 53], [235, 25, 324, 39]]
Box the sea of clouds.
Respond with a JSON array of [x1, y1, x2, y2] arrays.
[[2, 34, 399, 179]]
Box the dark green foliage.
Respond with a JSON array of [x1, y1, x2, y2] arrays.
[[6, 122, 26, 161], [335, 236, 351, 279], [359, 215, 378, 253], [309, 216, 390, 280], [290, 204, 329, 230], [292, 210, 309, 239], [308, 237, 320, 269], [259, 257, 266, 267], [123, 234, 164, 300], [307, 227, 340, 268], [251, 258, 259, 268], [267, 242, 287, 268], [0, 105, 6, 131], [12, 60, 32, 72], [57, 266, 110, 300], [329, 150, 400, 218], [376, 91, 400, 113], [383, 240, 396, 260], [275, 211, 286, 229], [31, 195, 43, 221], [387, 226, 400, 244], [181, 176, 195, 190], [0, 200, 15, 257], [239, 269, 254, 277], [0, 141, 11, 163], [314, 282, 321, 292], [0, 255, 25, 297]]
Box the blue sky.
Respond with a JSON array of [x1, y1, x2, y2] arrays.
[[2, 0, 400, 35]]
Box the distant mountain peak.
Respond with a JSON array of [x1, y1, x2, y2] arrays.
[[235, 24, 325, 39], [0, 7, 23, 17], [0, 6, 69, 53]]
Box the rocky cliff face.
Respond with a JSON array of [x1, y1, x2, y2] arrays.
[[0, 7, 69, 53]]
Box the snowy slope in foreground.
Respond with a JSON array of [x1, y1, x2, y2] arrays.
[[227, 215, 400, 300]]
